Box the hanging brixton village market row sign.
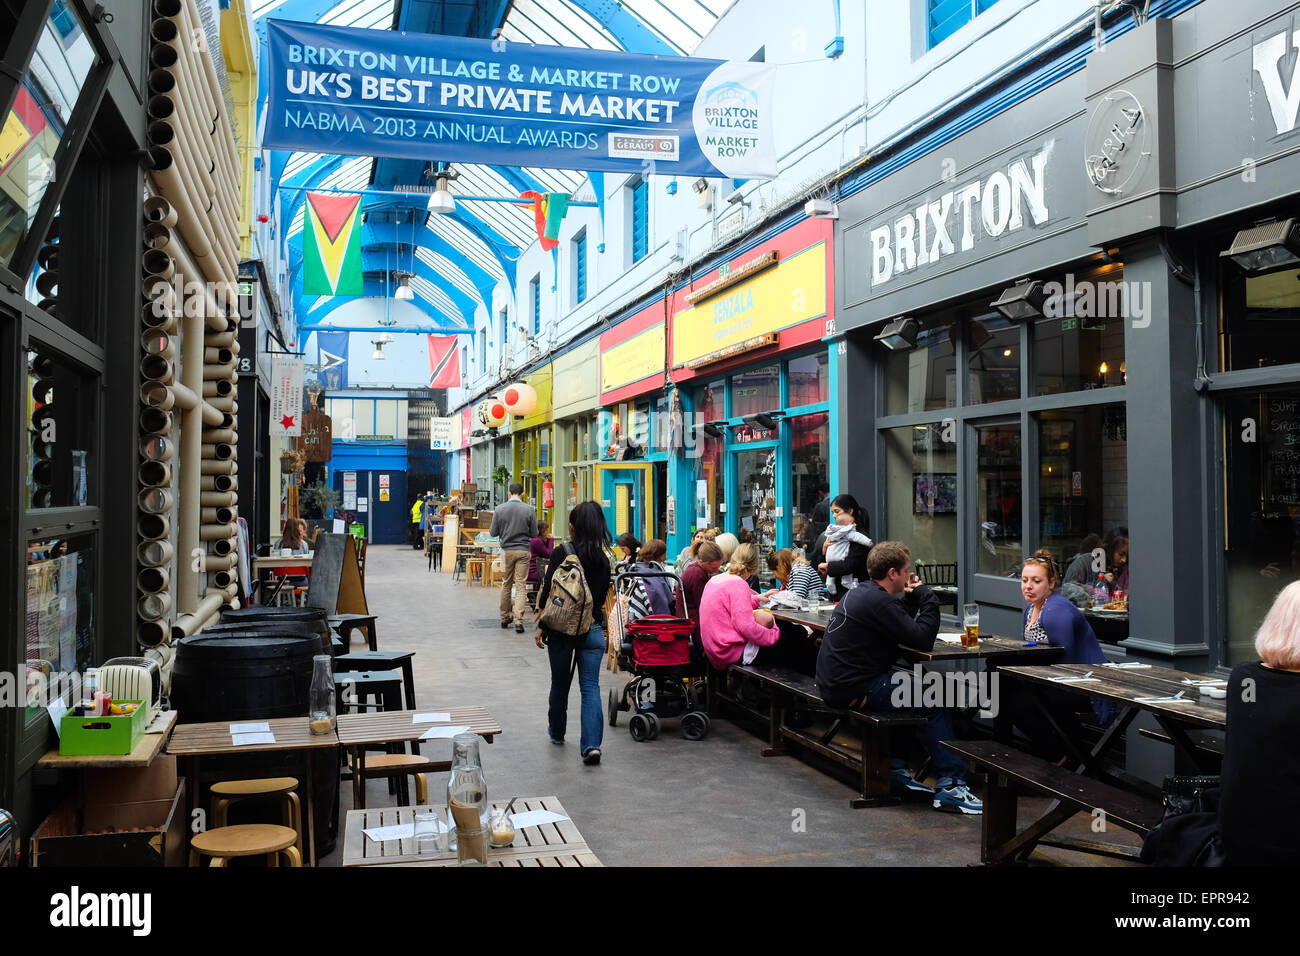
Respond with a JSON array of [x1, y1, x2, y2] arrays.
[[264, 19, 778, 179]]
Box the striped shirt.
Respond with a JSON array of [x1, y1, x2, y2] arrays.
[[786, 562, 823, 599]]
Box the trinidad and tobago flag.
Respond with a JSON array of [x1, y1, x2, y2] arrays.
[[303, 191, 363, 296], [427, 335, 461, 388]]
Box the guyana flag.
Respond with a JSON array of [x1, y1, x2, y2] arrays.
[[303, 191, 363, 295]]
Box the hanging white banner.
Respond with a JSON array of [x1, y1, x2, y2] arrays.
[[270, 355, 305, 437]]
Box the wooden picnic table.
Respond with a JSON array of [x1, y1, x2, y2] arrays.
[[999, 662, 1228, 776], [342, 795, 600, 867], [166, 716, 340, 866], [335, 708, 501, 810], [769, 608, 1064, 663]]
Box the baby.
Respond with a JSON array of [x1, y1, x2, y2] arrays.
[[823, 512, 873, 596]]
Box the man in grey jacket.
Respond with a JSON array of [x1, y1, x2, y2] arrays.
[[490, 483, 540, 632]]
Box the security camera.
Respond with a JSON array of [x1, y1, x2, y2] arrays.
[[726, 190, 748, 206], [804, 198, 839, 219], [692, 178, 709, 194]]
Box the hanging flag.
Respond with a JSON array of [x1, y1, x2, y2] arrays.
[[316, 331, 349, 389], [427, 336, 461, 388], [303, 192, 363, 295], [520, 191, 570, 251], [269, 355, 304, 437]]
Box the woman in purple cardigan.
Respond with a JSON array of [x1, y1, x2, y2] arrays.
[[995, 550, 1110, 761]]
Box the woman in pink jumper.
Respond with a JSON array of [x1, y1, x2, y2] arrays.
[[699, 544, 779, 670]]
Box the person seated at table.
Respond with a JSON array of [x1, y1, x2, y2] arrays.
[[998, 550, 1111, 761], [528, 526, 555, 583], [768, 548, 823, 601], [675, 527, 716, 573], [682, 541, 724, 641], [1219, 580, 1300, 865], [818, 494, 873, 598], [276, 518, 310, 556], [714, 532, 739, 565], [1104, 535, 1129, 594], [700, 543, 780, 670], [814, 541, 982, 813]]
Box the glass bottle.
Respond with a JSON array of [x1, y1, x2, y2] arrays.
[[447, 733, 488, 865], [308, 654, 335, 734]]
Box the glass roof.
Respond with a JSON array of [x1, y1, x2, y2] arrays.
[[261, 0, 739, 322]]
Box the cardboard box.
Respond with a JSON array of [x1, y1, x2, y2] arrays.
[[31, 775, 187, 867], [59, 700, 147, 755]]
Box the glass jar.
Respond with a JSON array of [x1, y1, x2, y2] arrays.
[[308, 654, 335, 735], [447, 733, 488, 865]]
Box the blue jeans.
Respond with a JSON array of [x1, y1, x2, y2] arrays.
[[547, 624, 605, 754], [858, 670, 967, 787]]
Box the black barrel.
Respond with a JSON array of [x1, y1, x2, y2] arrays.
[[220, 607, 331, 650], [202, 619, 330, 656], [172, 630, 318, 723]]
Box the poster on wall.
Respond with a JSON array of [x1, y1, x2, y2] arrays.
[[666, 495, 676, 537], [269, 355, 305, 436], [430, 416, 455, 451], [696, 479, 709, 526], [343, 471, 357, 510], [264, 19, 778, 179]]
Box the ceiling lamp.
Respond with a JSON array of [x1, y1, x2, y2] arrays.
[[502, 382, 538, 417], [873, 316, 918, 351], [394, 272, 414, 300], [1221, 218, 1300, 273], [430, 166, 459, 216], [991, 279, 1046, 321]]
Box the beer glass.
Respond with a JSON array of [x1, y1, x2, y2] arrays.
[[962, 603, 980, 648]]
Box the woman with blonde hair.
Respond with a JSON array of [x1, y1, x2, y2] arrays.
[[1219, 580, 1300, 865], [698, 543, 778, 670]]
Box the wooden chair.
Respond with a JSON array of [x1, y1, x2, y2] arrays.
[[210, 777, 303, 858], [189, 824, 302, 867], [916, 562, 959, 613]]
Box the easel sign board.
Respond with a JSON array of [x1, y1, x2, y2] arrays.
[[441, 514, 459, 573], [306, 533, 369, 613]]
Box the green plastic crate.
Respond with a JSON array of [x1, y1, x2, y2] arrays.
[[59, 701, 148, 756]]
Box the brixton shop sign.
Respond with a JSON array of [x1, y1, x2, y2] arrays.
[[867, 144, 1053, 288]]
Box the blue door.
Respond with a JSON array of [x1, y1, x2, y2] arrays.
[[334, 469, 408, 544]]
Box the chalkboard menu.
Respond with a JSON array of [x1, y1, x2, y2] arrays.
[[1266, 394, 1300, 508]]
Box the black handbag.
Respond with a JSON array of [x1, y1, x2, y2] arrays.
[[1141, 775, 1225, 866]]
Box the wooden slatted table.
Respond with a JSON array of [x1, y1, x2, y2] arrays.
[[1000, 661, 1227, 775], [342, 795, 600, 867], [335, 708, 501, 810], [166, 716, 340, 866]]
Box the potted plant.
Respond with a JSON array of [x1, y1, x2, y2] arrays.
[[491, 464, 511, 496], [299, 479, 339, 519]]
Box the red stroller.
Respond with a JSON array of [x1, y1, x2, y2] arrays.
[[606, 568, 710, 741]]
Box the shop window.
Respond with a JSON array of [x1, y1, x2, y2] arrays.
[[731, 364, 779, 418], [26, 531, 96, 725], [1033, 268, 1127, 395], [883, 423, 959, 586], [1037, 405, 1128, 601], [975, 422, 1021, 576], [735, 446, 777, 565], [332, 399, 353, 439], [26, 348, 96, 509], [692, 381, 725, 530], [1220, 265, 1300, 371], [1, 8, 95, 270], [374, 401, 397, 439], [352, 400, 375, 438], [1222, 387, 1300, 664], [967, 313, 1020, 404], [787, 352, 828, 407], [790, 412, 829, 554], [927, 0, 1002, 49], [882, 315, 956, 415]]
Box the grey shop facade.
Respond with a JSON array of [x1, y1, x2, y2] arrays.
[[832, 0, 1300, 688]]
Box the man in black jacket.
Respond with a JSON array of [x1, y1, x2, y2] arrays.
[[815, 541, 982, 814]]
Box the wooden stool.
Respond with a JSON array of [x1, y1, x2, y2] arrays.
[[465, 556, 486, 586], [210, 777, 303, 858], [189, 824, 302, 867]]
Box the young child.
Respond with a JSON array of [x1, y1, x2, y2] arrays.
[[822, 512, 872, 597]]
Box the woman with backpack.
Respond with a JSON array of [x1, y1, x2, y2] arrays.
[[535, 500, 613, 766]]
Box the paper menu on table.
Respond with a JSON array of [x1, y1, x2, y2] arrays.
[[230, 721, 270, 734], [419, 724, 471, 740], [413, 712, 452, 723], [510, 809, 569, 829], [363, 821, 450, 842], [231, 732, 276, 746], [936, 633, 964, 644]]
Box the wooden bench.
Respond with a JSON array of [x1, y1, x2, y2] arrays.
[[726, 664, 927, 808], [942, 739, 1163, 864]]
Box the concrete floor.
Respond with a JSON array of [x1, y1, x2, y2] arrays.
[[319, 544, 1137, 867]]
